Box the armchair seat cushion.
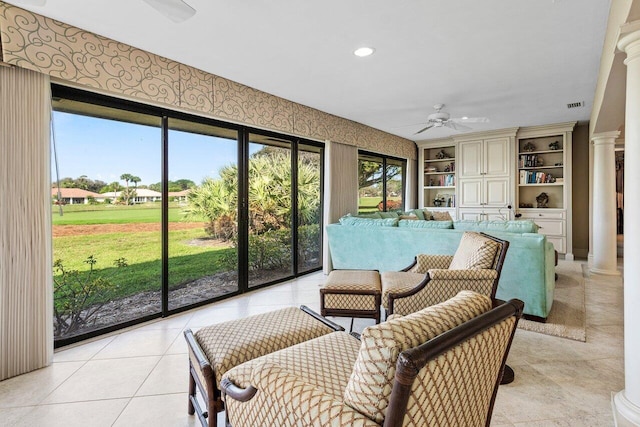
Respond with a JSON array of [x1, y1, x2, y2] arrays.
[[343, 291, 493, 423], [224, 332, 371, 426]]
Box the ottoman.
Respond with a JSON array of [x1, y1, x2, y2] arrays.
[[320, 269, 382, 329], [184, 305, 343, 427]]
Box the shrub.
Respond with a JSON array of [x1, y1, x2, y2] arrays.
[[53, 255, 128, 338]]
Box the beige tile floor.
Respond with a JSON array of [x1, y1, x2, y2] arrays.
[[0, 260, 623, 426]]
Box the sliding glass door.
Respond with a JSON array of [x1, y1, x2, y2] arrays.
[[167, 119, 239, 310], [247, 134, 293, 287], [51, 101, 162, 341]]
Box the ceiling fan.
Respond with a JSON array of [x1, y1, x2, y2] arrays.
[[11, 0, 196, 23], [414, 104, 489, 135]]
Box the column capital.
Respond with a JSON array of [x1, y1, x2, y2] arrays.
[[618, 21, 640, 64], [591, 130, 621, 145]]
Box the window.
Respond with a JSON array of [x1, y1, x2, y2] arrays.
[[51, 85, 324, 346], [358, 152, 406, 214]]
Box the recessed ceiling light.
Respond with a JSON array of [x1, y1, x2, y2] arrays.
[[461, 116, 469, 120], [354, 47, 375, 57]]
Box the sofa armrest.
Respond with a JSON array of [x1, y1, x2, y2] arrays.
[[250, 361, 379, 426], [406, 255, 453, 273]]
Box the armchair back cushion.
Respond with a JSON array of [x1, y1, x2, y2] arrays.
[[448, 231, 500, 270], [343, 290, 492, 423]]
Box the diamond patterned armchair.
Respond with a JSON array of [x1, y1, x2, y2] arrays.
[[220, 291, 524, 427], [381, 232, 509, 317]]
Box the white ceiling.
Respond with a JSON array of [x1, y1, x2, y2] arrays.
[[7, 0, 611, 142]]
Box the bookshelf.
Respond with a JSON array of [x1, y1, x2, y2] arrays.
[[417, 142, 457, 214], [515, 123, 574, 258]]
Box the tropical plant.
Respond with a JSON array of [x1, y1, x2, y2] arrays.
[[183, 148, 321, 270]]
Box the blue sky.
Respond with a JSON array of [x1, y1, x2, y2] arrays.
[[52, 112, 246, 187]]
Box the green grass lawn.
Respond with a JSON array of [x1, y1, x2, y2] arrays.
[[52, 204, 227, 304], [53, 227, 234, 301], [51, 203, 199, 225]]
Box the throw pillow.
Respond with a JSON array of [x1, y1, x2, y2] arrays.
[[431, 211, 452, 221], [448, 232, 500, 270], [343, 291, 492, 423]]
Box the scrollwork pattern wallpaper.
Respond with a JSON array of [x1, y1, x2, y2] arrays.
[[0, 2, 415, 159]]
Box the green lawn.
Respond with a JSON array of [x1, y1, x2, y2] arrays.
[[52, 204, 227, 303], [51, 203, 197, 225], [53, 227, 234, 300]]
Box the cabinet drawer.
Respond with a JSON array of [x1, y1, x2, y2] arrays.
[[534, 219, 564, 236], [546, 236, 566, 253], [519, 210, 565, 220]]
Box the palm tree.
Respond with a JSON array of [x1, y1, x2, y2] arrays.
[[120, 173, 133, 204], [130, 176, 141, 204]]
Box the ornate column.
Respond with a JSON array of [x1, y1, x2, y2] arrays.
[[590, 131, 620, 275], [614, 24, 640, 426]]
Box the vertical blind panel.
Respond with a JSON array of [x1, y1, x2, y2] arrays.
[[0, 66, 53, 380], [328, 142, 358, 223], [323, 142, 358, 272]]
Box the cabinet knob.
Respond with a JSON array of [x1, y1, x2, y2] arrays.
[[539, 214, 542, 217]]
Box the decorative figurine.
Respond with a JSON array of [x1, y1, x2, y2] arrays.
[[523, 142, 536, 152], [549, 141, 560, 150], [536, 192, 549, 208], [435, 149, 448, 159]]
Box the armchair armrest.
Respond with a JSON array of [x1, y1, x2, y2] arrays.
[[405, 255, 453, 273]]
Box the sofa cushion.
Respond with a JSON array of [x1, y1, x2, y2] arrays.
[[339, 214, 399, 227], [448, 232, 500, 270], [378, 211, 400, 219], [453, 219, 539, 233], [398, 219, 453, 229], [343, 290, 492, 423], [357, 212, 382, 219]]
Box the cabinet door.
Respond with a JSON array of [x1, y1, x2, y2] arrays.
[[458, 140, 483, 178], [458, 209, 484, 220], [459, 178, 483, 207], [484, 177, 509, 207], [484, 138, 510, 177]]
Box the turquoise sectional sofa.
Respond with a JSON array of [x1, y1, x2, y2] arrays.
[[326, 217, 556, 320]]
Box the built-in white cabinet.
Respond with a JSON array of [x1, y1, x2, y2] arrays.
[[457, 132, 516, 219], [515, 122, 574, 259]]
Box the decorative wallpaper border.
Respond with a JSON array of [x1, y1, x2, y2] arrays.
[[0, 2, 415, 160]]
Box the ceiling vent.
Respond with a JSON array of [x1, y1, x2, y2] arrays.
[[567, 101, 585, 109]]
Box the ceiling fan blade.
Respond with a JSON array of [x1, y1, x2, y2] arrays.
[[446, 121, 472, 132], [10, 0, 46, 5], [414, 124, 435, 135], [143, 0, 196, 23], [452, 117, 490, 123]]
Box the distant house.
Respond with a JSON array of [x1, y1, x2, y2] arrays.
[[51, 188, 101, 205], [101, 188, 162, 203], [168, 189, 190, 202]]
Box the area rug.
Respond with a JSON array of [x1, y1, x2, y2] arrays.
[[517, 262, 586, 342]]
